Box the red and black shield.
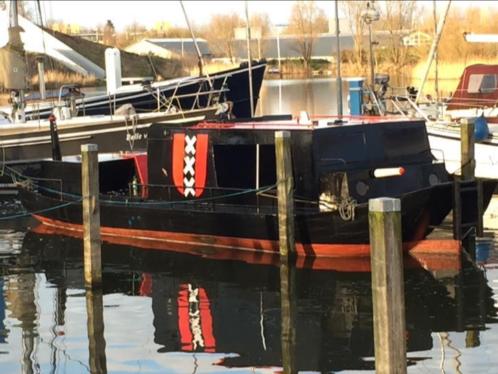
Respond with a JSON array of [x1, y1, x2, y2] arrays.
[[172, 133, 208, 197]]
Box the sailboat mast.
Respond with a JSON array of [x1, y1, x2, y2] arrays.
[[415, 0, 451, 104], [5, 0, 27, 122]]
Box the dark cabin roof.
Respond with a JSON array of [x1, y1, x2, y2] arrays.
[[447, 64, 498, 110], [147, 39, 211, 56]]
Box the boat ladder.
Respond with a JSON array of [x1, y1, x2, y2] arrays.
[[452, 179, 484, 240]]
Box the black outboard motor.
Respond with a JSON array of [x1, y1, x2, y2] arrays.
[[374, 74, 390, 100]]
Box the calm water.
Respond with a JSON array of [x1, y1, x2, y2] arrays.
[[0, 78, 497, 373], [257, 78, 347, 117], [0, 214, 496, 373]]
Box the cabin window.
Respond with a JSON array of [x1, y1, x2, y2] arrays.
[[467, 74, 497, 94], [213, 144, 276, 189], [382, 126, 429, 160]]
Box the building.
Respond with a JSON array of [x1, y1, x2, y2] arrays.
[[231, 33, 355, 62], [125, 38, 211, 59], [402, 31, 432, 47]]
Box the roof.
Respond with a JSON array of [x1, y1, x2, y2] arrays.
[[230, 31, 406, 60], [146, 38, 211, 56], [232, 34, 355, 59]]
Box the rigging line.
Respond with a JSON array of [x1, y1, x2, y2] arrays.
[[0, 199, 82, 221], [179, 0, 213, 89], [28, 181, 278, 206]]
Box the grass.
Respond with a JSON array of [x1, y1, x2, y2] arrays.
[[31, 71, 97, 88]]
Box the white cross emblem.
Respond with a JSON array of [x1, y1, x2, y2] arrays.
[[185, 135, 197, 155], [183, 156, 195, 175]]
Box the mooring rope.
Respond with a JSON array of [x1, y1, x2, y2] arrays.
[[0, 199, 82, 221]]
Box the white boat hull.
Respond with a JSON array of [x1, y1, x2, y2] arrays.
[[427, 123, 498, 180]]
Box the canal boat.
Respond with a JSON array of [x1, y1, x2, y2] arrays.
[[14, 116, 491, 257]]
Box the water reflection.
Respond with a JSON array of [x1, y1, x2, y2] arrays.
[[258, 78, 348, 116], [85, 288, 107, 374], [0, 230, 496, 373]]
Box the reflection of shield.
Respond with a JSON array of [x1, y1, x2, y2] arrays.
[[172, 133, 208, 197], [178, 284, 216, 352]]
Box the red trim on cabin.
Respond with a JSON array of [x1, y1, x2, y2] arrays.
[[31, 214, 460, 273], [132, 154, 148, 187], [192, 116, 418, 131], [172, 133, 186, 195], [194, 134, 208, 197]]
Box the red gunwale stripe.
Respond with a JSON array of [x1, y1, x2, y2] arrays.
[[32, 214, 460, 257]]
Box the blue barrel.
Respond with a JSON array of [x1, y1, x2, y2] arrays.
[[349, 78, 364, 115], [476, 240, 492, 264], [474, 115, 489, 141]]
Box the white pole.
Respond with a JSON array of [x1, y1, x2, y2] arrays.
[[179, 0, 212, 87], [245, 1, 257, 190], [276, 26, 282, 79], [415, 0, 451, 104], [335, 0, 342, 117], [245, 1, 255, 117]]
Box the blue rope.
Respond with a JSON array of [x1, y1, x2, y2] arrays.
[[31, 182, 278, 207], [0, 199, 82, 221]]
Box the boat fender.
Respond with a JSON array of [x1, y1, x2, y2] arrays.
[[372, 167, 405, 178], [298, 110, 312, 125], [474, 115, 489, 141]]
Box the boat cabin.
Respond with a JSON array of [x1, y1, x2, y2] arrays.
[[447, 64, 498, 110], [146, 117, 449, 208]]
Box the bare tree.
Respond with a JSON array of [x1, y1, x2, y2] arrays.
[[379, 0, 420, 69], [202, 13, 243, 62], [249, 12, 271, 60], [342, 1, 369, 69], [286, 0, 327, 74]]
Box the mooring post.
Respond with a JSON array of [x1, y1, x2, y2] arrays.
[[275, 131, 295, 257], [81, 144, 102, 288], [461, 118, 475, 181], [368, 197, 407, 374]]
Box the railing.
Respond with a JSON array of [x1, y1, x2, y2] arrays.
[[144, 74, 230, 115]]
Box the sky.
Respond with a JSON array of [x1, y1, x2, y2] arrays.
[[39, 0, 498, 32]]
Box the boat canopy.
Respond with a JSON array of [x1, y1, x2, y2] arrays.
[[447, 64, 498, 110]]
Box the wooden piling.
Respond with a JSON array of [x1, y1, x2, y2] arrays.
[[86, 288, 107, 374], [477, 180, 484, 237], [275, 131, 295, 257], [81, 144, 102, 288], [368, 198, 406, 374], [460, 119, 475, 181]]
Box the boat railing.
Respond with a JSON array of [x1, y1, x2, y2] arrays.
[[386, 94, 431, 122], [142, 74, 230, 114], [429, 148, 446, 164]]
